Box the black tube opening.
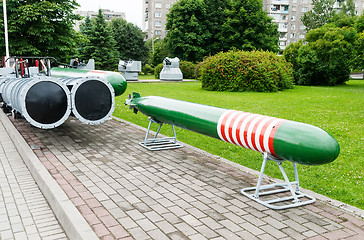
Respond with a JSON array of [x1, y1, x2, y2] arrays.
[[25, 81, 68, 124], [74, 80, 112, 121]]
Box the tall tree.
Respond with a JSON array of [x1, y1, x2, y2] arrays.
[[220, 0, 280, 52], [165, 0, 208, 62], [301, 0, 336, 31], [80, 9, 119, 71], [203, 0, 230, 55], [78, 16, 93, 61], [110, 18, 148, 62], [147, 38, 169, 66], [0, 0, 81, 61]]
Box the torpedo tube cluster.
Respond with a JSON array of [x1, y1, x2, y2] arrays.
[[0, 75, 115, 129]]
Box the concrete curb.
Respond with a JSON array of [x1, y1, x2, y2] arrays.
[[112, 116, 364, 220], [0, 111, 98, 240]]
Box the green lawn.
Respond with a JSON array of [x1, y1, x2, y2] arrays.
[[138, 74, 156, 80], [113, 80, 364, 210]]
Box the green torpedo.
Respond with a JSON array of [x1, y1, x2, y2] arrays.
[[126, 93, 340, 165]]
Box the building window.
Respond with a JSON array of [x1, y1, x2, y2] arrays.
[[281, 15, 287, 20], [290, 33, 295, 38], [155, 30, 162, 36], [301, 0, 308, 3], [300, 34, 305, 39], [155, 3, 162, 8], [292, 0, 297, 2], [155, 12, 161, 18], [301, 7, 308, 12], [280, 41, 286, 46], [291, 15, 296, 21], [279, 23, 287, 29], [166, 4, 171, 9], [272, 5, 280, 11], [155, 21, 162, 27], [300, 25, 306, 30], [292, 6, 297, 11], [291, 24, 295, 30]]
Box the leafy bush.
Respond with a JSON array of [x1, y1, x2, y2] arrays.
[[284, 25, 356, 86], [179, 61, 196, 79], [194, 61, 204, 79], [142, 64, 154, 75], [199, 50, 294, 92], [282, 41, 302, 84], [154, 63, 163, 79]]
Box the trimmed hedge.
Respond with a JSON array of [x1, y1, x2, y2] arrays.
[[199, 50, 294, 92]]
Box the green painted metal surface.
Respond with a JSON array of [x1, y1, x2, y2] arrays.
[[273, 121, 340, 165], [128, 93, 340, 166], [131, 95, 225, 138], [51, 67, 127, 96]]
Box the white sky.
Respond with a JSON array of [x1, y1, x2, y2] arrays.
[[76, 0, 143, 28]]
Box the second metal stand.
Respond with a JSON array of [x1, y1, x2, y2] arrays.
[[139, 117, 184, 151], [241, 152, 316, 210]]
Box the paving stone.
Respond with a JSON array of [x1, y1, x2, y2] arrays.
[[136, 218, 157, 232], [174, 222, 198, 236], [240, 221, 265, 235], [260, 224, 288, 238], [129, 226, 151, 240], [199, 217, 223, 231], [147, 228, 170, 240]]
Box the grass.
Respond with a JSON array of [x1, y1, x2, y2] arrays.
[[113, 80, 364, 210], [138, 74, 156, 80]]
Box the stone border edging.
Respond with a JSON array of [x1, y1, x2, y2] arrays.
[[112, 116, 364, 220], [0, 111, 98, 240]]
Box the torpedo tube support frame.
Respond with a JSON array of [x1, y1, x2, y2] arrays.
[[241, 152, 316, 210]]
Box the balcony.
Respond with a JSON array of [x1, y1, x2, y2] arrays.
[[278, 25, 288, 32], [272, 0, 289, 4]]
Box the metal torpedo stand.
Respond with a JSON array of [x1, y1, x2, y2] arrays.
[[241, 152, 316, 210], [125, 94, 340, 210], [139, 117, 184, 151]]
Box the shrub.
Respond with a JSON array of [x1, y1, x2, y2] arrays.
[[199, 50, 294, 92], [194, 61, 204, 79], [142, 64, 154, 75], [154, 63, 163, 79], [179, 61, 196, 79], [283, 41, 302, 84], [284, 25, 356, 86]]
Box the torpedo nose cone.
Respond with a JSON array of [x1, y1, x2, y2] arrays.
[[273, 121, 340, 165]]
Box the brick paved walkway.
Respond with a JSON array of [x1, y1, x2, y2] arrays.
[[0, 119, 67, 240], [2, 113, 364, 239]]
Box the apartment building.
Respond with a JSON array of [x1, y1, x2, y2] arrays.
[[263, 0, 314, 51], [144, 0, 364, 50], [143, 0, 179, 40], [264, 0, 364, 51], [74, 9, 126, 31]]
